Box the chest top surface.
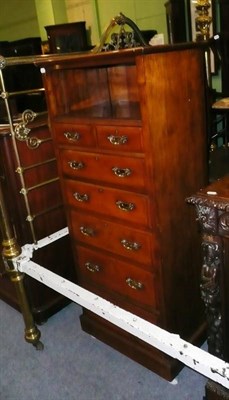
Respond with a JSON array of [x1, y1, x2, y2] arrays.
[[200, 175, 229, 207]]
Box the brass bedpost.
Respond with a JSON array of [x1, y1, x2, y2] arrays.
[[0, 55, 42, 349], [195, 0, 213, 86], [0, 179, 42, 349]]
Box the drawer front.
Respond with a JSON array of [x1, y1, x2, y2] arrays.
[[96, 125, 143, 153], [60, 149, 146, 190], [70, 210, 158, 267], [76, 246, 157, 310], [53, 123, 96, 148], [65, 179, 150, 226]]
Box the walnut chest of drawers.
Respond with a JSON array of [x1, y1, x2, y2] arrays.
[[39, 44, 208, 380]]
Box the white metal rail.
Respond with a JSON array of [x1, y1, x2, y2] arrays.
[[12, 228, 229, 389]]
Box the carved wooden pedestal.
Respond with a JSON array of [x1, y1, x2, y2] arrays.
[[187, 175, 229, 400]]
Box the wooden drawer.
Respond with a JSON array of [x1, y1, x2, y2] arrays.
[[69, 210, 159, 267], [60, 149, 146, 190], [53, 123, 96, 148], [64, 179, 150, 227], [96, 125, 144, 153], [76, 246, 157, 310]]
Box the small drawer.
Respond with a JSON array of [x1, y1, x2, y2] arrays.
[[96, 125, 143, 153], [60, 149, 146, 190], [64, 179, 150, 227], [70, 210, 159, 268], [53, 123, 96, 148], [76, 246, 157, 310]]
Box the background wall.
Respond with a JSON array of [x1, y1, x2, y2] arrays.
[[64, 0, 167, 46], [35, 0, 68, 42], [0, 0, 168, 44], [96, 0, 166, 40], [0, 0, 221, 91], [0, 0, 40, 41]]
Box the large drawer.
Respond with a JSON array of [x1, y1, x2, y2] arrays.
[[96, 125, 144, 153], [60, 149, 146, 190], [69, 210, 159, 268], [76, 245, 158, 311], [53, 122, 96, 148], [64, 179, 150, 227]]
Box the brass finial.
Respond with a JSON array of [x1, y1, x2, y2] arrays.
[[195, 0, 212, 41]]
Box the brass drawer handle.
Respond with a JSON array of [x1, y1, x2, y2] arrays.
[[121, 239, 141, 251], [68, 160, 85, 170], [85, 262, 100, 273], [112, 167, 132, 178], [126, 277, 144, 290], [116, 200, 135, 212], [80, 226, 95, 237], [73, 192, 89, 202], [64, 131, 80, 141], [107, 135, 128, 145]]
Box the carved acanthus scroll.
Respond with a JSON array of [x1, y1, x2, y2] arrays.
[[200, 237, 223, 358], [219, 212, 229, 235], [192, 201, 224, 358]]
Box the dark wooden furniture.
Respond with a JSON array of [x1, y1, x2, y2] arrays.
[[219, 0, 229, 96], [0, 38, 45, 115], [187, 175, 229, 400], [209, 0, 229, 184], [0, 115, 75, 324], [39, 43, 208, 380], [164, 0, 189, 43], [45, 22, 89, 53], [0, 49, 76, 323]]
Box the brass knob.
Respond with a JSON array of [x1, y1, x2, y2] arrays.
[[64, 131, 80, 141], [68, 161, 84, 170], [80, 226, 95, 237], [107, 135, 128, 145], [85, 262, 100, 273], [73, 192, 89, 202], [121, 239, 141, 251], [116, 200, 135, 211], [126, 277, 144, 290], [112, 167, 132, 178]]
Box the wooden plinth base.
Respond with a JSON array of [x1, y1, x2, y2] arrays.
[[80, 309, 205, 382], [204, 380, 229, 400]]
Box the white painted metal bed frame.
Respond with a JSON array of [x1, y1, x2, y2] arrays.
[[11, 226, 229, 390]]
